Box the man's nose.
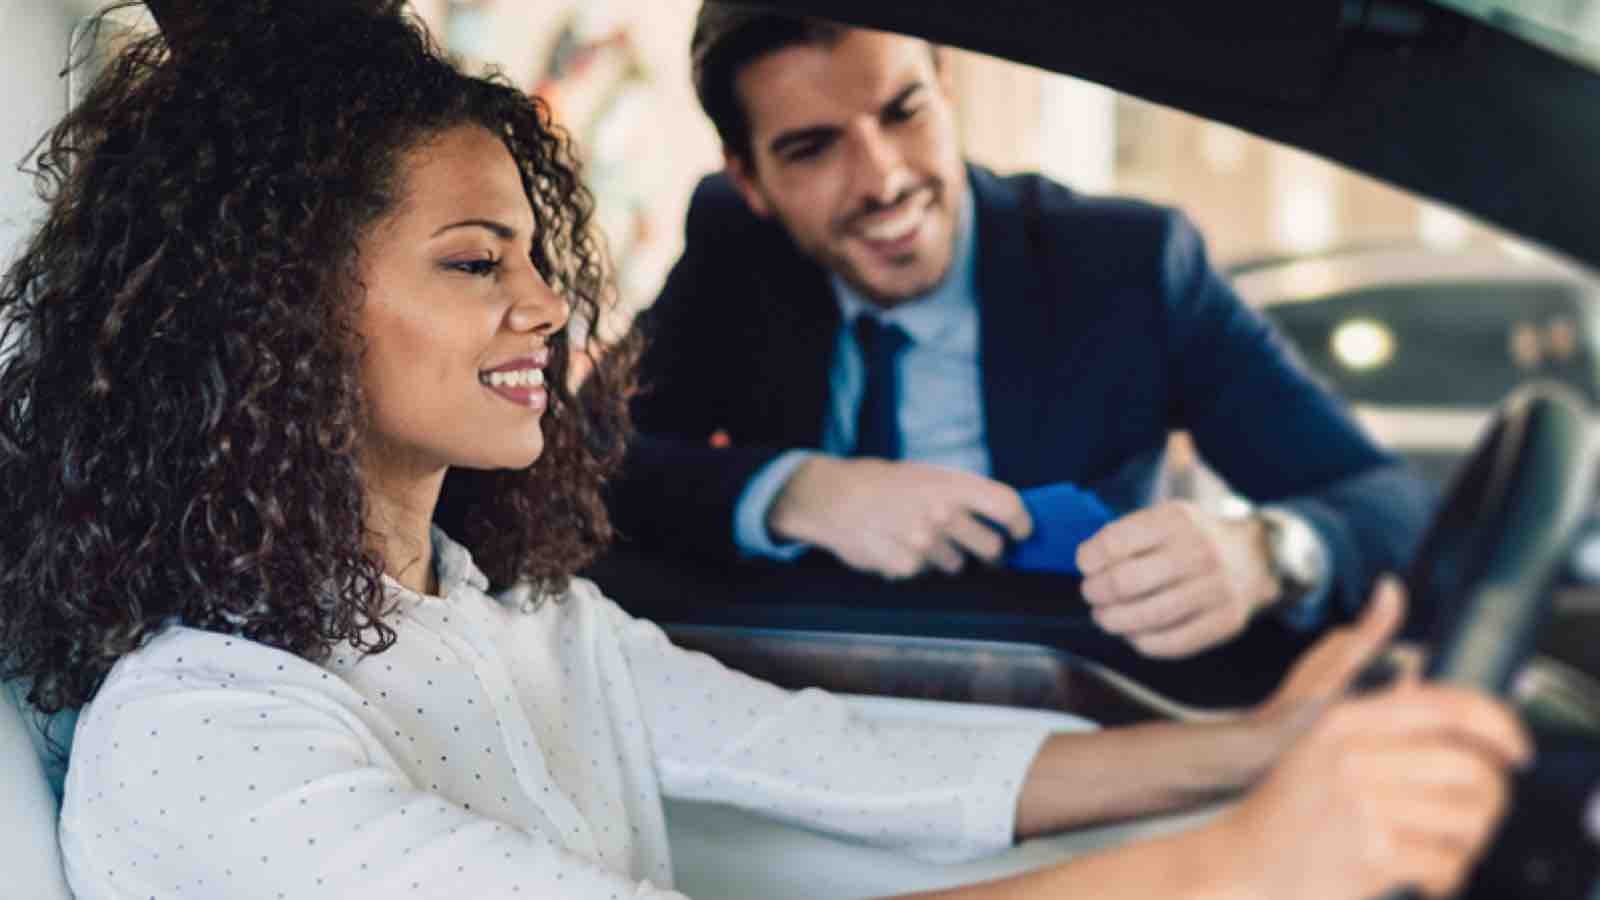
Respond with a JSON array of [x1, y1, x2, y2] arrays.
[[851, 124, 910, 208]]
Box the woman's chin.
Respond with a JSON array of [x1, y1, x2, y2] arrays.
[[504, 444, 545, 471], [454, 441, 545, 473]]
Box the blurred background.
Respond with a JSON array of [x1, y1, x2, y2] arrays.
[[5, 1, 1581, 309], [4, 0, 1600, 540]]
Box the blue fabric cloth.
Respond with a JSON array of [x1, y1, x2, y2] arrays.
[[1004, 483, 1115, 576]]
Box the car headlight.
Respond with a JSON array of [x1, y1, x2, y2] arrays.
[[1330, 317, 1396, 371]]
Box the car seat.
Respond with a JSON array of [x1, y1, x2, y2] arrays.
[[1, 679, 76, 900]]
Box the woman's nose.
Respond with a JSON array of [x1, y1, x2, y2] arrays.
[[507, 265, 570, 335]]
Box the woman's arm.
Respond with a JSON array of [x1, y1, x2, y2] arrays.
[[1013, 716, 1270, 838], [915, 583, 1525, 900], [900, 681, 1530, 900], [1014, 577, 1407, 837], [608, 589, 1048, 864]]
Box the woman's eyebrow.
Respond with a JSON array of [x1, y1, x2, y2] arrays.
[[430, 218, 518, 239]]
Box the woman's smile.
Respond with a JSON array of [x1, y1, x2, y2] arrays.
[[478, 353, 550, 411]]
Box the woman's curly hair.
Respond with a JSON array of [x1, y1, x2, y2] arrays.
[[0, 0, 638, 713]]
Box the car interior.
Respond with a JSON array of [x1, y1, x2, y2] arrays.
[[5, 1, 1600, 898]]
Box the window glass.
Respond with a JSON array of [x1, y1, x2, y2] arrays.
[[1431, 0, 1600, 70]]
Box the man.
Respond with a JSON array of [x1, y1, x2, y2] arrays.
[[610, 4, 1434, 659]]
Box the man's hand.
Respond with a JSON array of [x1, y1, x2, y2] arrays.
[[766, 456, 1032, 579], [1076, 500, 1280, 658], [1217, 681, 1531, 900]]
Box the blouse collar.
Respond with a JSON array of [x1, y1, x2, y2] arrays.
[[382, 528, 547, 614]]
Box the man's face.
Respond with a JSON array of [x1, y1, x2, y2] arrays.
[[726, 29, 967, 308]]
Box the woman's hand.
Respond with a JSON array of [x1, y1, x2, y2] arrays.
[[1247, 577, 1408, 764], [1216, 681, 1532, 899]]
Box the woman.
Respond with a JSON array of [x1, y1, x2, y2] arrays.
[[0, 3, 1526, 898]]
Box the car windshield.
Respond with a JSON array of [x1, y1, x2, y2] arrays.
[[1432, 0, 1600, 69]]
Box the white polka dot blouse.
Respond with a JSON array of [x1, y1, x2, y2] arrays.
[[59, 528, 1049, 898]]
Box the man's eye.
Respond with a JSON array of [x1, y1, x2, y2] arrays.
[[784, 142, 829, 164], [448, 257, 500, 276], [885, 103, 921, 125]]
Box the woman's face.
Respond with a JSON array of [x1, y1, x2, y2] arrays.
[[356, 124, 569, 478]]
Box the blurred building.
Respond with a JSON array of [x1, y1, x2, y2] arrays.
[[0, 1, 1569, 305], [407, 1, 1540, 315]]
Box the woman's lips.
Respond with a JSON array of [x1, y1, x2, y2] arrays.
[[478, 359, 548, 411]]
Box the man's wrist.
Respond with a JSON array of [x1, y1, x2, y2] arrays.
[[1255, 506, 1331, 621], [1226, 502, 1328, 615], [1240, 513, 1284, 614], [767, 454, 842, 546], [734, 450, 819, 559]]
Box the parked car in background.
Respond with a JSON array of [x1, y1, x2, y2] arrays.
[[1172, 245, 1600, 583], [1238, 245, 1600, 485]]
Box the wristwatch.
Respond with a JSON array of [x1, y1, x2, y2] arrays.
[[1254, 506, 1329, 608]]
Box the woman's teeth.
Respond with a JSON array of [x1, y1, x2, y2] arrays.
[[481, 369, 545, 388]]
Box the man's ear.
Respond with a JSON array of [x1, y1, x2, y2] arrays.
[[723, 150, 773, 219]]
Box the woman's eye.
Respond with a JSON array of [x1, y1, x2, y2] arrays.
[[447, 257, 500, 277]]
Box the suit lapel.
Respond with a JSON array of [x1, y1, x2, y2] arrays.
[[972, 167, 1056, 486], [753, 235, 839, 446]]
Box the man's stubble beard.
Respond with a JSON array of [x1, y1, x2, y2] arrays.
[[811, 180, 959, 310]]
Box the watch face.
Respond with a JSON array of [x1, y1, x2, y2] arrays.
[[1263, 509, 1326, 591]]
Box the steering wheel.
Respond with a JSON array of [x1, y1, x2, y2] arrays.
[[1381, 382, 1596, 899], [1407, 382, 1595, 690]]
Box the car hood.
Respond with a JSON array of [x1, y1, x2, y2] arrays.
[[743, 0, 1600, 272]]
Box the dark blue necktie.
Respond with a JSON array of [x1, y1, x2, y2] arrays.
[[852, 316, 911, 459]]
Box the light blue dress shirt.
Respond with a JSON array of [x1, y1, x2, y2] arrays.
[[733, 192, 984, 559]]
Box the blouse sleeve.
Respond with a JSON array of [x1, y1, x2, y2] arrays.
[[58, 646, 690, 900], [601, 592, 1051, 864]]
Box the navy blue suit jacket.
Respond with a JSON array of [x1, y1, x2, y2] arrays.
[[612, 166, 1434, 623]]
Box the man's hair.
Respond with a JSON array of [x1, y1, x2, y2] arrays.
[[690, 3, 848, 161]]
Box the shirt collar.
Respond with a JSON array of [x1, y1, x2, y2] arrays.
[[430, 526, 490, 595], [831, 182, 978, 346], [381, 526, 491, 606]]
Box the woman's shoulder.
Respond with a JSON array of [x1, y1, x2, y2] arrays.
[[76, 626, 360, 753], [99, 625, 328, 692], [66, 626, 373, 805]]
